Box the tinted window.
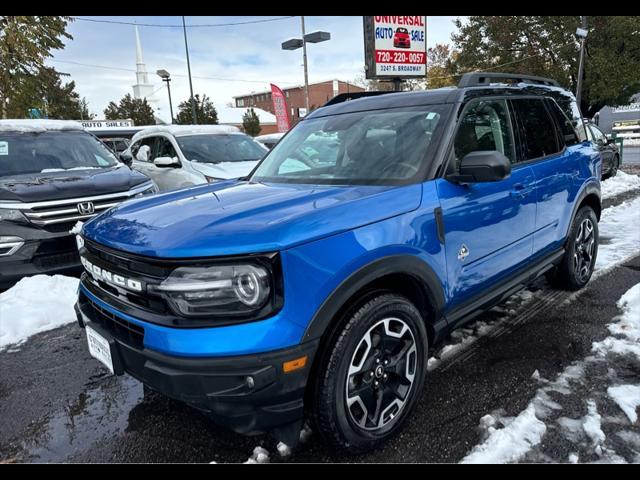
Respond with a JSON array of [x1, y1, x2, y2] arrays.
[[156, 137, 178, 159], [251, 105, 449, 185], [453, 99, 515, 168], [513, 99, 560, 160], [546, 99, 579, 147], [0, 131, 118, 177], [176, 134, 267, 164]]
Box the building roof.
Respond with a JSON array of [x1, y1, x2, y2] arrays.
[[217, 106, 276, 125], [0, 119, 84, 133], [232, 79, 364, 99]]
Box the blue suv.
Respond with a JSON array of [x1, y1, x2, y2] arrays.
[[74, 73, 601, 452]]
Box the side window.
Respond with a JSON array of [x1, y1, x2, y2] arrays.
[[513, 99, 561, 161], [135, 137, 156, 162], [546, 99, 579, 147], [453, 99, 515, 169], [156, 137, 178, 159]]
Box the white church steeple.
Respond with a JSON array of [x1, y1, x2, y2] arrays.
[[132, 26, 157, 108]]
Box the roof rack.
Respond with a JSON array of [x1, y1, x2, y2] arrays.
[[458, 72, 560, 88], [323, 91, 396, 107]]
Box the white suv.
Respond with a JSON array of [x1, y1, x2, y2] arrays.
[[124, 125, 268, 192]]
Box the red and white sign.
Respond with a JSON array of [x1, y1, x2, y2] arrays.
[[270, 84, 291, 132], [371, 16, 427, 77]]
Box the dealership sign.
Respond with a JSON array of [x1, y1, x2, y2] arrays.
[[363, 16, 427, 79], [80, 119, 135, 129], [270, 84, 291, 132]]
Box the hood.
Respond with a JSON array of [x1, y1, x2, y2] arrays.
[[190, 160, 259, 180], [83, 180, 422, 258], [0, 166, 150, 203]]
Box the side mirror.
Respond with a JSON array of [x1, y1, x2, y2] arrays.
[[606, 137, 616, 145], [154, 156, 180, 168], [447, 151, 511, 183], [119, 152, 133, 167]]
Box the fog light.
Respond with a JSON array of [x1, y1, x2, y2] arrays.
[[0, 236, 24, 256]]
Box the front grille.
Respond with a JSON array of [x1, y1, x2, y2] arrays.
[[22, 193, 129, 227], [33, 251, 80, 269], [81, 292, 145, 348]]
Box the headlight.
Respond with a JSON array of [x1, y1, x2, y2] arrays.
[[134, 182, 158, 197], [204, 175, 223, 183], [150, 258, 282, 319], [0, 208, 25, 222]]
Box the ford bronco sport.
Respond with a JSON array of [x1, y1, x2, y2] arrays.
[[74, 73, 601, 452]]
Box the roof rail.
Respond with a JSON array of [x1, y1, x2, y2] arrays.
[[323, 91, 396, 107], [458, 72, 560, 88]]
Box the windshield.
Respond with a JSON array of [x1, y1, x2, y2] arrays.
[[250, 105, 450, 185], [176, 134, 267, 164], [0, 130, 118, 177]]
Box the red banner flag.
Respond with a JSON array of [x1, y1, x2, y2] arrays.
[[270, 83, 291, 133]]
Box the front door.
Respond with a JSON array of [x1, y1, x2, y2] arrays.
[[436, 98, 536, 310]]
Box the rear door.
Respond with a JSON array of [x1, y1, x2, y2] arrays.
[[512, 98, 578, 255], [436, 98, 536, 309]]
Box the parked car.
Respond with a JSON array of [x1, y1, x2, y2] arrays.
[[0, 120, 156, 290], [255, 132, 285, 150], [74, 73, 601, 452], [586, 122, 620, 179], [122, 125, 268, 192], [393, 27, 411, 48], [100, 137, 131, 154]]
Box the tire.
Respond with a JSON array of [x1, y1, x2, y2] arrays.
[[548, 206, 599, 291], [311, 293, 428, 453], [610, 155, 619, 178]]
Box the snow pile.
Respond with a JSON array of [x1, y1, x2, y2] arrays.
[[0, 275, 79, 351], [607, 386, 640, 424], [244, 446, 270, 464], [461, 404, 547, 463], [592, 283, 640, 360], [594, 196, 640, 275], [582, 401, 605, 448], [0, 119, 83, 133], [69, 221, 84, 235], [601, 171, 640, 199]]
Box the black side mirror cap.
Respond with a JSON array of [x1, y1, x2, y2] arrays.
[[447, 150, 511, 183], [119, 153, 133, 167]]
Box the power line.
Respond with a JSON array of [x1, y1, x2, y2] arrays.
[[47, 59, 297, 85], [70, 16, 296, 28]]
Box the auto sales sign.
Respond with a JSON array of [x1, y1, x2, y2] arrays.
[[363, 16, 427, 79]]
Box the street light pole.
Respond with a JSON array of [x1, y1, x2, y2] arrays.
[[301, 16, 310, 114], [576, 16, 588, 111], [182, 16, 197, 124], [157, 70, 174, 124]]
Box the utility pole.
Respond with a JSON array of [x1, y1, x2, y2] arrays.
[[576, 16, 588, 111], [182, 16, 198, 124], [301, 16, 310, 115]]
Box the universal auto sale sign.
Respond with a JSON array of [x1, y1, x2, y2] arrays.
[[364, 16, 427, 78]]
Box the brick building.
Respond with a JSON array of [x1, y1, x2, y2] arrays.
[[233, 79, 365, 125]]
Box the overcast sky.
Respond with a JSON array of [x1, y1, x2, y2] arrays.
[[48, 16, 463, 122]]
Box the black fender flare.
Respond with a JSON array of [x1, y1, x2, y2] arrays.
[[570, 181, 601, 225], [301, 255, 446, 342]]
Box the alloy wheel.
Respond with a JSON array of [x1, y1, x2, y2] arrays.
[[573, 218, 595, 283]]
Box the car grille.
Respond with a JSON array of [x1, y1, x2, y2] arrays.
[[80, 291, 145, 348], [2, 182, 154, 231]]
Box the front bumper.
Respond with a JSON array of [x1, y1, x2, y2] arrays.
[[75, 291, 319, 436], [0, 224, 81, 289]]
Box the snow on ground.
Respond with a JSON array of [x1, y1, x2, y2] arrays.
[[0, 275, 79, 351], [461, 404, 547, 463], [594, 196, 640, 275], [601, 171, 640, 199], [460, 281, 640, 463], [244, 446, 270, 464]]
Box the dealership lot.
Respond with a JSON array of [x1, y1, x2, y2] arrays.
[[1, 171, 639, 463]]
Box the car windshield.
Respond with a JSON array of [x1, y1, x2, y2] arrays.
[[0, 130, 119, 177], [176, 134, 267, 163], [250, 105, 450, 185]]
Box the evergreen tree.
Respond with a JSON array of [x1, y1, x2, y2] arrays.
[[104, 94, 155, 126], [175, 94, 218, 125], [242, 108, 261, 137]]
